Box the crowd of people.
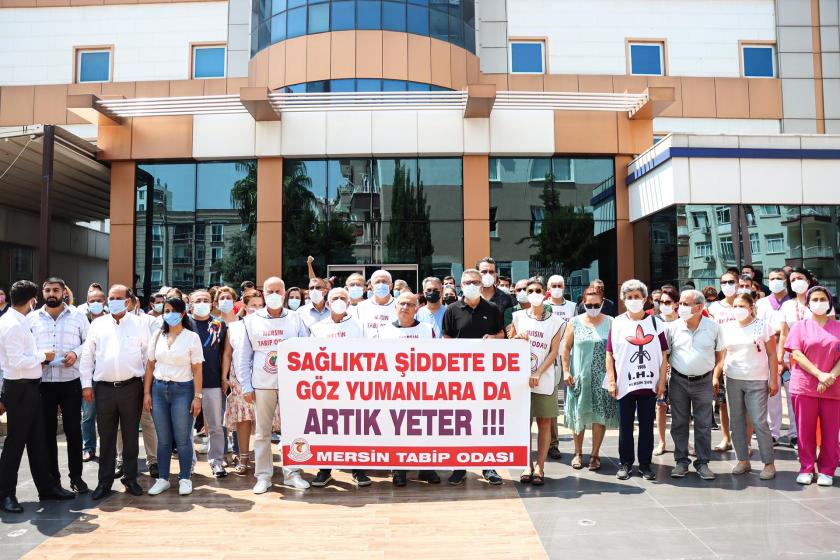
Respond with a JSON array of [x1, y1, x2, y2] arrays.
[[0, 258, 837, 513]]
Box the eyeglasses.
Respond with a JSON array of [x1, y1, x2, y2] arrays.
[[462, 280, 480, 286], [515, 288, 527, 293], [526, 289, 544, 294], [397, 301, 417, 308], [721, 280, 737, 285]]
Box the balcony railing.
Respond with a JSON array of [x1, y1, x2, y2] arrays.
[[803, 246, 834, 258]]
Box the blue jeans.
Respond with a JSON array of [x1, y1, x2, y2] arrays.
[[82, 387, 96, 453], [151, 379, 195, 480]]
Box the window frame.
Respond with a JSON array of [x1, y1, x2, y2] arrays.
[[509, 38, 547, 75], [626, 38, 667, 77], [765, 233, 785, 254], [191, 43, 227, 79], [74, 46, 113, 84], [740, 41, 776, 78]]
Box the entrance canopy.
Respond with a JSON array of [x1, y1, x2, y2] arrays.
[[0, 125, 110, 223]]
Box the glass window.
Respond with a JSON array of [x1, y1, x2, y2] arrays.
[[193, 46, 226, 79], [430, 8, 448, 41], [211, 247, 223, 262], [308, 2, 329, 33], [271, 13, 286, 43], [407, 81, 430, 91], [382, 1, 406, 31], [407, 4, 429, 35], [448, 14, 464, 47], [357, 78, 382, 91], [357, 0, 381, 29], [307, 80, 329, 92], [489, 207, 498, 238], [271, 0, 286, 15], [331, 0, 355, 30], [258, 21, 271, 50], [77, 50, 111, 83], [510, 42, 544, 74], [287, 6, 307, 38], [331, 78, 356, 91], [211, 224, 224, 243], [383, 79, 407, 91], [629, 42, 664, 76], [715, 206, 730, 225], [766, 233, 784, 253], [743, 45, 775, 78], [750, 232, 760, 254], [288, 0, 305, 7], [691, 211, 708, 229], [695, 242, 712, 257], [464, 23, 475, 53], [758, 204, 780, 217]]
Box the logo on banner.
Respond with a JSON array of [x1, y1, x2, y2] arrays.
[[263, 351, 278, 374], [288, 438, 312, 462]]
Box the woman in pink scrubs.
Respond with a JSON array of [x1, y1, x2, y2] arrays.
[[785, 286, 840, 487]]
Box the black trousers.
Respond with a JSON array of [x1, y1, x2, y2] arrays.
[[41, 378, 83, 483], [618, 391, 657, 467], [0, 380, 55, 498], [95, 379, 143, 486]]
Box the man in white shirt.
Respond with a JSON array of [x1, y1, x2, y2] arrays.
[[81, 286, 108, 463], [297, 277, 330, 328], [356, 269, 398, 338], [239, 276, 311, 494], [29, 277, 90, 494], [80, 284, 148, 500], [0, 280, 75, 513]]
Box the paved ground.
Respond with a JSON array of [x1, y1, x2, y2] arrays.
[[1, 415, 839, 559]]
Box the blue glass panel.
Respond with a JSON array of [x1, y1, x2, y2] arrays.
[[288, 0, 306, 7], [408, 0, 428, 4], [309, 0, 328, 3], [307, 80, 329, 92], [429, 0, 447, 11], [430, 84, 449, 91], [331, 78, 356, 91], [308, 2, 329, 32], [407, 81, 430, 91], [259, 0, 271, 19], [743, 47, 774, 77], [287, 6, 307, 37], [429, 8, 448, 41], [464, 24, 475, 53], [510, 42, 543, 73], [630, 44, 662, 75], [79, 51, 110, 82], [285, 83, 306, 93], [331, 0, 355, 30], [382, 1, 406, 31], [271, 0, 285, 15], [406, 4, 428, 35], [271, 12, 286, 43], [258, 22, 271, 50], [357, 78, 382, 91], [448, 14, 463, 47], [357, 0, 381, 29], [383, 79, 407, 91], [194, 46, 225, 78]]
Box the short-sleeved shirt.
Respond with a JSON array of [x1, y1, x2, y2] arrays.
[[193, 317, 227, 388], [721, 318, 774, 381], [666, 317, 723, 376], [488, 288, 514, 314], [606, 313, 669, 399], [415, 305, 446, 338], [708, 300, 740, 326], [785, 318, 840, 399], [442, 298, 504, 339], [152, 328, 204, 383]]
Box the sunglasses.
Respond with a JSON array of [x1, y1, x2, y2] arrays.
[[584, 303, 601, 309], [660, 299, 674, 305], [721, 280, 737, 285]]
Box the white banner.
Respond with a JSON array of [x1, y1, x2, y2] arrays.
[[276, 338, 531, 470]]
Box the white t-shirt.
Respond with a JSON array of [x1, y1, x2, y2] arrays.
[[310, 315, 364, 339], [356, 298, 398, 338], [708, 300, 739, 326], [721, 318, 774, 381], [754, 297, 784, 334], [377, 321, 435, 340], [511, 309, 566, 395], [549, 299, 577, 322], [152, 328, 204, 382]]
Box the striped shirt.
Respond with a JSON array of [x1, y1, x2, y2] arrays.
[[28, 305, 89, 382]]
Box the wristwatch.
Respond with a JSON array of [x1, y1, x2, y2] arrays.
[[194, 393, 203, 400]]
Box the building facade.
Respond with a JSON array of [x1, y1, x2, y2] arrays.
[[1, 0, 839, 299]]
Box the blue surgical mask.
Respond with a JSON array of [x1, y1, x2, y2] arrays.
[[108, 298, 127, 316], [393, 289, 401, 298], [366, 290, 374, 299], [88, 301, 104, 315], [218, 300, 234, 314], [373, 283, 390, 298], [288, 298, 301, 311], [192, 302, 212, 317], [163, 312, 182, 327], [348, 286, 364, 300]]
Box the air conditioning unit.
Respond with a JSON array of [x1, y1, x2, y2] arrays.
[[703, 256, 715, 264]]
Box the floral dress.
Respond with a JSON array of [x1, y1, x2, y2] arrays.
[[565, 315, 618, 433]]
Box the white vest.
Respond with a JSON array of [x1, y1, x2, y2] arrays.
[[606, 313, 665, 399], [511, 309, 566, 395]]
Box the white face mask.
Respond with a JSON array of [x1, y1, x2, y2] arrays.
[[737, 288, 752, 296], [527, 292, 545, 307], [330, 299, 348, 315], [768, 279, 786, 294], [218, 299, 234, 314], [677, 304, 695, 320], [309, 289, 324, 305], [516, 290, 528, 303], [660, 305, 674, 317], [498, 286, 510, 295], [462, 284, 481, 300], [192, 302, 212, 317], [153, 303, 164, 314], [550, 287, 563, 300], [810, 300, 830, 316], [480, 273, 495, 288], [348, 285, 364, 300], [265, 293, 284, 310], [624, 299, 644, 314], [791, 279, 809, 294], [585, 306, 602, 318], [721, 283, 738, 297], [733, 307, 750, 322]]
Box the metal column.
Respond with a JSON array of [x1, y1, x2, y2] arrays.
[[38, 125, 55, 281]]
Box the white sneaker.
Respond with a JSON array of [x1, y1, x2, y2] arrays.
[[253, 478, 272, 494], [148, 478, 171, 496], [284, 472, 310, 490], [817, 473, 834, 487], [178, 479, 192, 495], [195, 439, 209, 454], [796, 472, 815, 485]]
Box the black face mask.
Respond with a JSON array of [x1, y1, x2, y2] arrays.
[[443, 295, 457, 305], [45, 298, 63, 308], [424, 290, 441, 303]]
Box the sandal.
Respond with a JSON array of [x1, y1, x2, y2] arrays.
[[531, 471, 545, 486], [653, 443, 667, 456], [588, 457, 601, 471], [520, 470, 533, 484], [713, 442, 733, 452], [233, 452, 252, 475], [571, 454, 584, 470]]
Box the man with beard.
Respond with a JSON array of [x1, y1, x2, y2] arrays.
[[28, 278, 90, 494]]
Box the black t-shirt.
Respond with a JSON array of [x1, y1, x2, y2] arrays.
[[488, 288, 514, 314], [192, 317, 227, 389], [442, 298, 504, 339]]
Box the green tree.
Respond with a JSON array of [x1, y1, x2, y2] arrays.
[[230, 161, 258, 238], [218, 231, 256, 287], [385, 160, 434, 268]]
